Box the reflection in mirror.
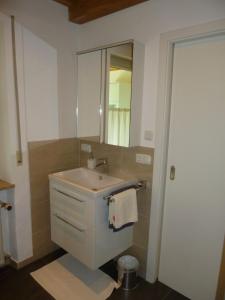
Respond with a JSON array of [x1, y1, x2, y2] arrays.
[[76, 40, 144, 147], [105, 44, 133, 147]]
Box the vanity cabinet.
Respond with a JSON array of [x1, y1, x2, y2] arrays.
[[49, 176, 133, 269]]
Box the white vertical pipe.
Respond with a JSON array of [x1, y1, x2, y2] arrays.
[[11, 15, 23, 165], [0, 210, 5, 265]]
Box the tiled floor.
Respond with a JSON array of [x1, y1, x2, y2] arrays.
[[0, 250, 189, 300]]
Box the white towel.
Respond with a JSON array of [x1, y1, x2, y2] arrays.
[[109, 188, 138, 229]]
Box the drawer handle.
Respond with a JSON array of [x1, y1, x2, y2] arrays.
[[53, 188, 84, 202], [54, 214, 85, 232]]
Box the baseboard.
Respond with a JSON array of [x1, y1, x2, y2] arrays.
[[9, 255, 35, 270], [8, 248, 65, 270]]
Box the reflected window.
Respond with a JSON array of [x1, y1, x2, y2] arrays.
[[105, 44, 133, 147]]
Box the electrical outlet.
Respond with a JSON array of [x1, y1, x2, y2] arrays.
[[81, 143, 92, 153], [136, 153, 152, 165], [144, 130, 153, 141]]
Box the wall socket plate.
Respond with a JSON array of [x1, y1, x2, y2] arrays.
[[144, 130, 153, 141], [81, 143, 92, 153], [136, 153, 152, 165]]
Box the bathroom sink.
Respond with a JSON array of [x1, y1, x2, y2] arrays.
[[49, 168, 131, 195], [50, 167, 135, 269]]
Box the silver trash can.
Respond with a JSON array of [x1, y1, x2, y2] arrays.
[[117, 255, 139, 290]]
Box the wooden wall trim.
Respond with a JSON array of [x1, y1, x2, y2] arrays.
[[216, 237, 225, 300]]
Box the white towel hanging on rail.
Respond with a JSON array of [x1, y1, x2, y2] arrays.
[[108, 188, 138, 230]]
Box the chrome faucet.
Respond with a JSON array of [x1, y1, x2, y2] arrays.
[[95, 158, 108, 168]]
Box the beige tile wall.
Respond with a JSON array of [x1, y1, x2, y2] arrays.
[[79, 139, 154, 277], [28, 138, 79, 262], [28, 137, 153, 278]]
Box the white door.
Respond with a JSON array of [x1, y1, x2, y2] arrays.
[[159, 35, 225, 300]]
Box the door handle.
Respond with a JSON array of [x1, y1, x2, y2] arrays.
[[170, 166, 176, 180]]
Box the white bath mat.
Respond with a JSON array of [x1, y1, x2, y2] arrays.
[[31, 254, 119, 300]]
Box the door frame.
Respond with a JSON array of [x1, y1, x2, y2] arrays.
[[146, 18, 225, 283]]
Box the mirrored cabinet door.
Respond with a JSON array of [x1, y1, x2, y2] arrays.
[[104, 44, 133, 147], [77, 50, 103, 141], [76, 41, 145, 147]]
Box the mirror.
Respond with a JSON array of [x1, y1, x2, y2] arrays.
[[76, 41, 144, 147], [105, 44, 132, 147], [76, 49, 102, 142]]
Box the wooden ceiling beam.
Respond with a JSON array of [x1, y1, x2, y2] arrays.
[[68, 0, 149, 24], [54, 0, 72, 7]]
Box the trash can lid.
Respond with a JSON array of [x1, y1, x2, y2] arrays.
[[117, 255, 139, 271]]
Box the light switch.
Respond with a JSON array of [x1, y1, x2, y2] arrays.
[[136, 153, 152, 165], [144, 130, 153, 141], [81, 144, 92, 153]]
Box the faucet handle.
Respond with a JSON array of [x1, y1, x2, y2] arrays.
[[99, 158, 108, 164], [96, 157, 108, 168]]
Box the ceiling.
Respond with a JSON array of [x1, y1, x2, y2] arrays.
[[54, 0, 149, 24]]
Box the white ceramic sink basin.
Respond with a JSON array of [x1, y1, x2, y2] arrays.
[[49, 168, 129, 195]]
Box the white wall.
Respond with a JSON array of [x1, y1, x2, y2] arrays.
[[0, 13, 33, 262], [0, 25, 11, 258], [0, 0, 79, 140], [2, 0, 225, 146], [23, 28, 59, 141], [0, 19, 11, 179], [78, 0, 225, 147], [0, 0, 79, 263]]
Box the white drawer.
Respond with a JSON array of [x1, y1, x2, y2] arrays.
[[50, 185, 96, 268], [51, 188, 86, 225], [52, 211, 86, 233], [51, 213, 94, 268]]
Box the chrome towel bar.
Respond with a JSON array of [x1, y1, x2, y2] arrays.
[[103, 180, 146, 204]]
